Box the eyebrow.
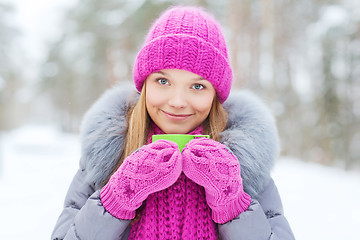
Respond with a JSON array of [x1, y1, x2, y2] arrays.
[[155, 70, 168, 76], [155, 70, 205, 81]]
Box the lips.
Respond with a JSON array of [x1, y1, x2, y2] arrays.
[[162, 110, 193, 121]]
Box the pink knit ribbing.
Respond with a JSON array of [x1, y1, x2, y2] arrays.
[[133, 6, 232, 103]]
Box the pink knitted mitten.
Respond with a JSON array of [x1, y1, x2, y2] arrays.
[[182, 138, 251, 224], [101, 140, 182, 219]]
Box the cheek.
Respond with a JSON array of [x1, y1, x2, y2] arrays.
[[192, 96, 213, 115], [191, 84, 215, 115], [146, 87, 164, 108], [146, 97, 165, 112]]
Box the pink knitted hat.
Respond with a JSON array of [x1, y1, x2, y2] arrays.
[[133, 6, 233, 103]]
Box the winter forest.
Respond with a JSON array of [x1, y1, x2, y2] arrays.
[[1, 0, 360, 167], [1, 0, 360, 239]]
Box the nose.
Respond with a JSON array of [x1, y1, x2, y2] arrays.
[[168, 90, 187, 108]]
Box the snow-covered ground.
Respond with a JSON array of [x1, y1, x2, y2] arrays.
[[0, 125, 359, 239]]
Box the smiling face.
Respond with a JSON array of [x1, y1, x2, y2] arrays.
[[145, 69, 216, 134]]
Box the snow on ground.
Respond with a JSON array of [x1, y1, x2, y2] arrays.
[[0, 125, 359, 239], [272, 158, 360, 240], [0, 125, 79, 239]]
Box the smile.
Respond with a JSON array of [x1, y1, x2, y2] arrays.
[[162, 110, 193, 121]]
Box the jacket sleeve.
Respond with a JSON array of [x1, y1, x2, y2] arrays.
[[218, 178, 295, 240], [51, 169, 131, 240]]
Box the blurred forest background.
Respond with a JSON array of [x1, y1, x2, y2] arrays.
[[0, 0, 359, 169]]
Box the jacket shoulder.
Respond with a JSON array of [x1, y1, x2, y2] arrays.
[[221, 90, 280, 198], [79, 83, 138, 188]]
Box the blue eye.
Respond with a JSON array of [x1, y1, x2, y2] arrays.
[[193, 84, 204, 90], [157, 78, 169, 85]]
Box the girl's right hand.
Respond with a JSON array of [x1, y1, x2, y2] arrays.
[[100, 140, 182, 219]]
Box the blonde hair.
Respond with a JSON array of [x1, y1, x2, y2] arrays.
[[203, 95, 228, 141], [121, 83, 151, 161]]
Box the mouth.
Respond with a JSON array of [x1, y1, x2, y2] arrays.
[[162, 110, 193, 121]]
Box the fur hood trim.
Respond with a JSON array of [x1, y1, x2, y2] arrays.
[[79, 83, 279, 198]]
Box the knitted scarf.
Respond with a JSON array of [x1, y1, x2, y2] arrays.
[[128, 123, 218, 239]]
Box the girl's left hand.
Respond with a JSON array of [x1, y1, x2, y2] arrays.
[[182, 138, 251, 224]]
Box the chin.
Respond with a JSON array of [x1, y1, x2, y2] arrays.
[[161, 126, 189, 134], [163, 129, 187, 134]]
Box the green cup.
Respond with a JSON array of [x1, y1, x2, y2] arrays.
[[152, 134, 210, 152]]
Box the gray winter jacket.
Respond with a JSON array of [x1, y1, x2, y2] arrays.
[[51, 83, 295, 240]]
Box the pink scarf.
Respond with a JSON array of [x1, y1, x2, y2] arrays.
[[129, 123, 218, 239]]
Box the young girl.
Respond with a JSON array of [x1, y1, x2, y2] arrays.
[[52, 6, 294, 239]]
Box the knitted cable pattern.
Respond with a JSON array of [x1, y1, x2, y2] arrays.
[[182, 138, 252, 224], [100, 140, 182, 219]]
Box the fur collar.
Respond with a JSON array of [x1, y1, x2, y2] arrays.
[[79, 83, 279, 198]]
